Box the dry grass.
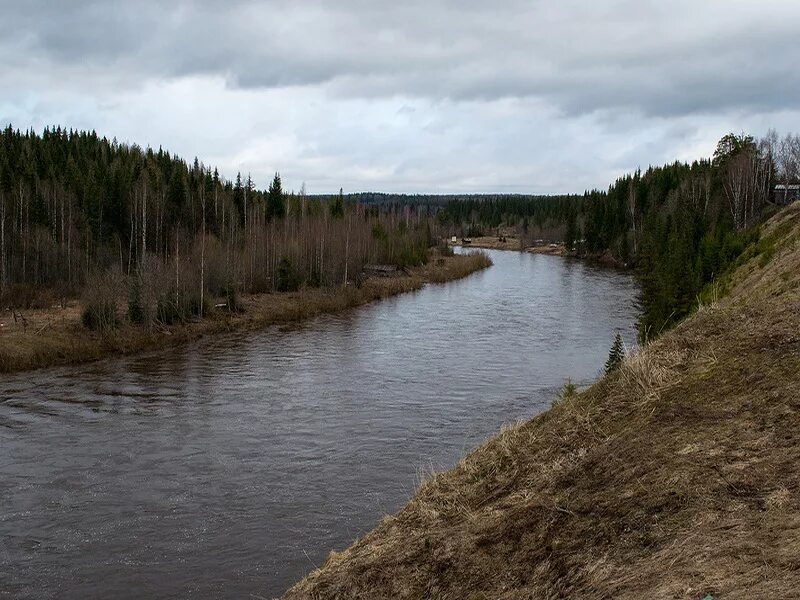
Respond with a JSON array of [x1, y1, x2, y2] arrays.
[[418, 251, 492, 283], [528, 243, 568, 256], [0, 252, 491, 373], [454, 237, 524, 251], [283, 203, 800, 600]]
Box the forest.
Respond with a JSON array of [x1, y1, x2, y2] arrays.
[[313, 192, 574, 209], [441, 130, 800, 339], [2, 125, 798, 340], [0, 126, 435, 330], [315, 193, 580, 241]]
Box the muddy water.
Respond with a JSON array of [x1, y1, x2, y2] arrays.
[[0, 250, 639, 599]]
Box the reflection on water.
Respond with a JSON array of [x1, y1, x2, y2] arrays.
[[0, 250, 639, 599]]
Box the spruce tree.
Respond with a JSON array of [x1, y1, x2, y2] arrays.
[[565, 208, 577, 251], [330, 187, 344, 218], [266, 172, 285, 220], [604, 333, 625, 374], [233, 172, 244, 223]]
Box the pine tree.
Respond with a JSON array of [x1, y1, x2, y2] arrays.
[[604, 333, 625, 374]]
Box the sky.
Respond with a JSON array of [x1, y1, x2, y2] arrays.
[[1, 0, 799, 194]]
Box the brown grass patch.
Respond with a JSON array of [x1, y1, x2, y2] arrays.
[[455, 237, 523, 251], [418, 251, 492, 283]]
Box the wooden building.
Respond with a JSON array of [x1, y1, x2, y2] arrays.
[[774, 184, 800, 205]]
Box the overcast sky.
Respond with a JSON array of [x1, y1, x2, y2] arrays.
[[2, 1, 799, 194]]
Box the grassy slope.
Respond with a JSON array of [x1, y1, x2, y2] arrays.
[[0, 252, 491, 374], [284, 203, 800, 600]]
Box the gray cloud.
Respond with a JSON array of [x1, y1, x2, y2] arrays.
[[5, 0, 800, 116], [1, 0, 799, 192]]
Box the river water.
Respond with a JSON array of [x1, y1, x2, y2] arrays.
[[0, 249, 639, 599]]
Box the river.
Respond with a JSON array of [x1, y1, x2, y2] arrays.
[[0, 249, 639, 599]]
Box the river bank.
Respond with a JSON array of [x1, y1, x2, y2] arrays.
[[451, 235, 525, 251], [284, 204, 800, 598], [450, 236, 623, 264], [449, 235, 565, 254], [0, 251, 491, 374]]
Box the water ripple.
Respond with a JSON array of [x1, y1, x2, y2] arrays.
[[0, 250, 639, 599]]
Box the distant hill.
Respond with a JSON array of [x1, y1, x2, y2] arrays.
[[311, 191, 574, 208]]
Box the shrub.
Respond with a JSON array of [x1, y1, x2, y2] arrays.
[[560, 379, 578, 398], [29, 288, 57, 309], [224, 282, 242, 312], [386, 236, 429, 268], [128, 254, 168, 327], [128, 275, 145, 324], [552, 379, 578, 407], [54, 281, 76, 309], [371, 223, 387, 240], [438, 242, 454, 257], [82, 302, 117, 331], [307, 268, 322, 289], [81, 270, 122, 332], [1, 284, 38, 310], [276, 256, 301, 292], [465, 223, 484, 237], [1, 283, 74, 310], [155, 281, 209, 325], [129, 250, 217, 327]]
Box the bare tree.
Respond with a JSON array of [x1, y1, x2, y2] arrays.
[[683, 170, 711, 217], [200, 182, 206, 318], [716, 133, 769, 229], [0, 191, 5, 294], [777, 133, 800, 203], [344, 212, 350, 286], [299, 181, 307, 217]]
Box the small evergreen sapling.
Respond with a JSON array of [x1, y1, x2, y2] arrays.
[[605, 333, 625, 374], [552, 379, 577, 407]]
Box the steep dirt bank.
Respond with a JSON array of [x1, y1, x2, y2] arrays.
[[0, 252, 491, 374], [284, 203, 800, 599]]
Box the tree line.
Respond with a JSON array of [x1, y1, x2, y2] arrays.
[[440, 130, 800, 339], [4, 125, 797, 339], [0, 126, 436, 328]]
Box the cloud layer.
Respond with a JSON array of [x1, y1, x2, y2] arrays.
[[2, 0, 799, 193]]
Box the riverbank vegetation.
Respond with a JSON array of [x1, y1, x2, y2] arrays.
[[0, 126, 495, 371], [284, 200, 800, 600], [0, 127, 440, 311], [4, 124, 797, 362], [439, 130, 800, 340], [0, 251, 491, 373]]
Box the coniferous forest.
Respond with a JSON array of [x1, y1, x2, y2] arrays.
[[440, 130, 800, 339], [1, 125, 798, 339], [0, 126, 435, 329]]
